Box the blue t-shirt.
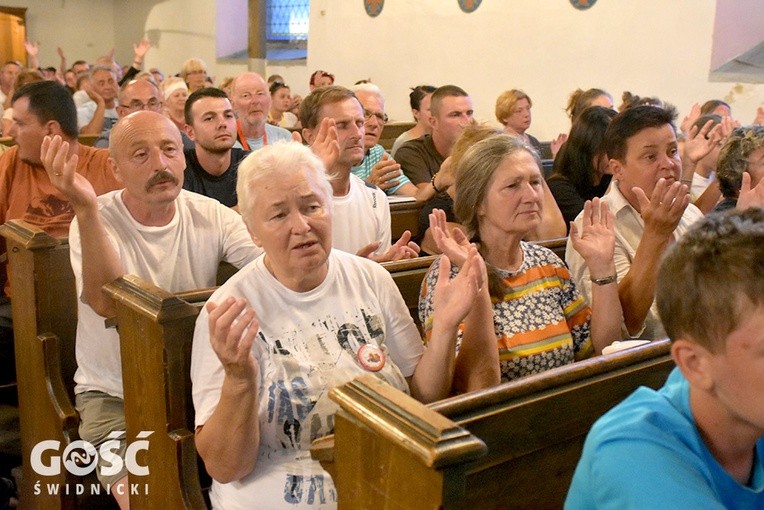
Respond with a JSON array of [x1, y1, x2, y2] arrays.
[[566, 367, 764, 509]]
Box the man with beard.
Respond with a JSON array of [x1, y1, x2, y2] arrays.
[[230, 72, 292, 151], [182, 87, 247, 208], [300, 85, 419, 262], [40, 110, 260, 508]]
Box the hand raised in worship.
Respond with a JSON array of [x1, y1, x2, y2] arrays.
[[309, 117, 340, 171], [432, 246, 486, 330], [81, 81, 105, 105], [679, 103, 701, 137], [737, 171, 764, 211], [429, 208, 471, 268], [569, 198, 616, 276], [205, 297, 260, 383], [683, 118, 723, 164], [24, 40, 39, 57], [633, 178, 690, 237], [133, 37, 151, 60], [754, 105, 764, 126], [368, 153, 402, 191], [40, 135, 97, 211], [550, 132, 568, 159]]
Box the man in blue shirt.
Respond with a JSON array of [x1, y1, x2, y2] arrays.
[[566, 208, 764, 509]]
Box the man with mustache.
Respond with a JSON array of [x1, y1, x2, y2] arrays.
[[40, 110, 260, 509], [182, 87, 247, 208], [300, 85, 419, 262], [230, 72, 292, 151]]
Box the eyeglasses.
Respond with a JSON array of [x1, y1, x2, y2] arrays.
[[364, 109, 388, 123], [120, 98, 163, 111]]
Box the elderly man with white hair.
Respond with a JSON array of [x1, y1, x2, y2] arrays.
[[349, 83, 418, 197]]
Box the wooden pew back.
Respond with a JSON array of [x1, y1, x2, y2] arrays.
[[0, 220, 100, 509], [379, 122, 415, 151], [318, 339, 674, 509], [389, 199, 423, 243]]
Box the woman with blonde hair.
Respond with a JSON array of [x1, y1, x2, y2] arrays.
[[495, 89, 543, 154], [180, 57, 208, 92]]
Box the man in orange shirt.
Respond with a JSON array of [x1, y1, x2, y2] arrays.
[[0, 81, 121, 385]]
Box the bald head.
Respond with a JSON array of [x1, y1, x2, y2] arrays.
[[109, 110, 181, 158], [117, 79, 163, 118], [231, 72, 267, 95]]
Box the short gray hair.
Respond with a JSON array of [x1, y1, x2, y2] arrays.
[[236, 141, 333, 231]]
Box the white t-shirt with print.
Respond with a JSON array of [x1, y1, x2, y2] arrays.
[[191, 249, 423, 510]]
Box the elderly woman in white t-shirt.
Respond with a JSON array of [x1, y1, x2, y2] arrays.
[[190, 140, 496, 509]]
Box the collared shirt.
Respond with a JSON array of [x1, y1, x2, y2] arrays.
[[565, 180, 704, 339]]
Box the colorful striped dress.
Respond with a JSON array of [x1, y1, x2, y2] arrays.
[[419, 241, 593, 383]]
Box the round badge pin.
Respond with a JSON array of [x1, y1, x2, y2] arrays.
[[357, 344, 386, 372]]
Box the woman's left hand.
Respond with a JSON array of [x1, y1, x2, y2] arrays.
[[432, 246, 486, 329], [569, 198, 616, 275]]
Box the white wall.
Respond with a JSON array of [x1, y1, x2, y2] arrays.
[[307, 0, 764, 139], [3, 0, 116, 67], [113, 0, 249, 85], [12, 0, 763, 141]]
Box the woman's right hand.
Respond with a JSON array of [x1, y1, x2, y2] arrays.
[[206, 297, 260, 382], [432, 247, 486, 329]]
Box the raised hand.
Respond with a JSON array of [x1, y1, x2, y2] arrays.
[[40, 135, 98, 211], [569, 198, 615, 276], [550, 132, 568, 159], [429, 208, 470, 268], [24, 40, 39, 57], [133, 37, 151, 60], [368, 153, 402, 191], [683, 118, 722, 164], [754, 105, 764, 126], [679, 103, 701, 136], [432, 247, 486, 329], [81, 80, 104, 106], [737, 171, 764, 210], [206, 297, 260, 381], [633, 178, 689, 237], [309, 117, 339, 171]]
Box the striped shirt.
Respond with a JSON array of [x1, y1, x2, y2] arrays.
[[419, 242, 593, 383]]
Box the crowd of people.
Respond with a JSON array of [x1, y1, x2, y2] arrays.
[[0, 38, 763, 509]]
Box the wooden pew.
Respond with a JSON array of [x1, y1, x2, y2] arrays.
[[104, 253, 437, 508], [0, 220, 115, 509], [103, 276, 209, 510], [379, 121, 415, 152], [389, 199, 423, 243], [313, 339, 674, 509]]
